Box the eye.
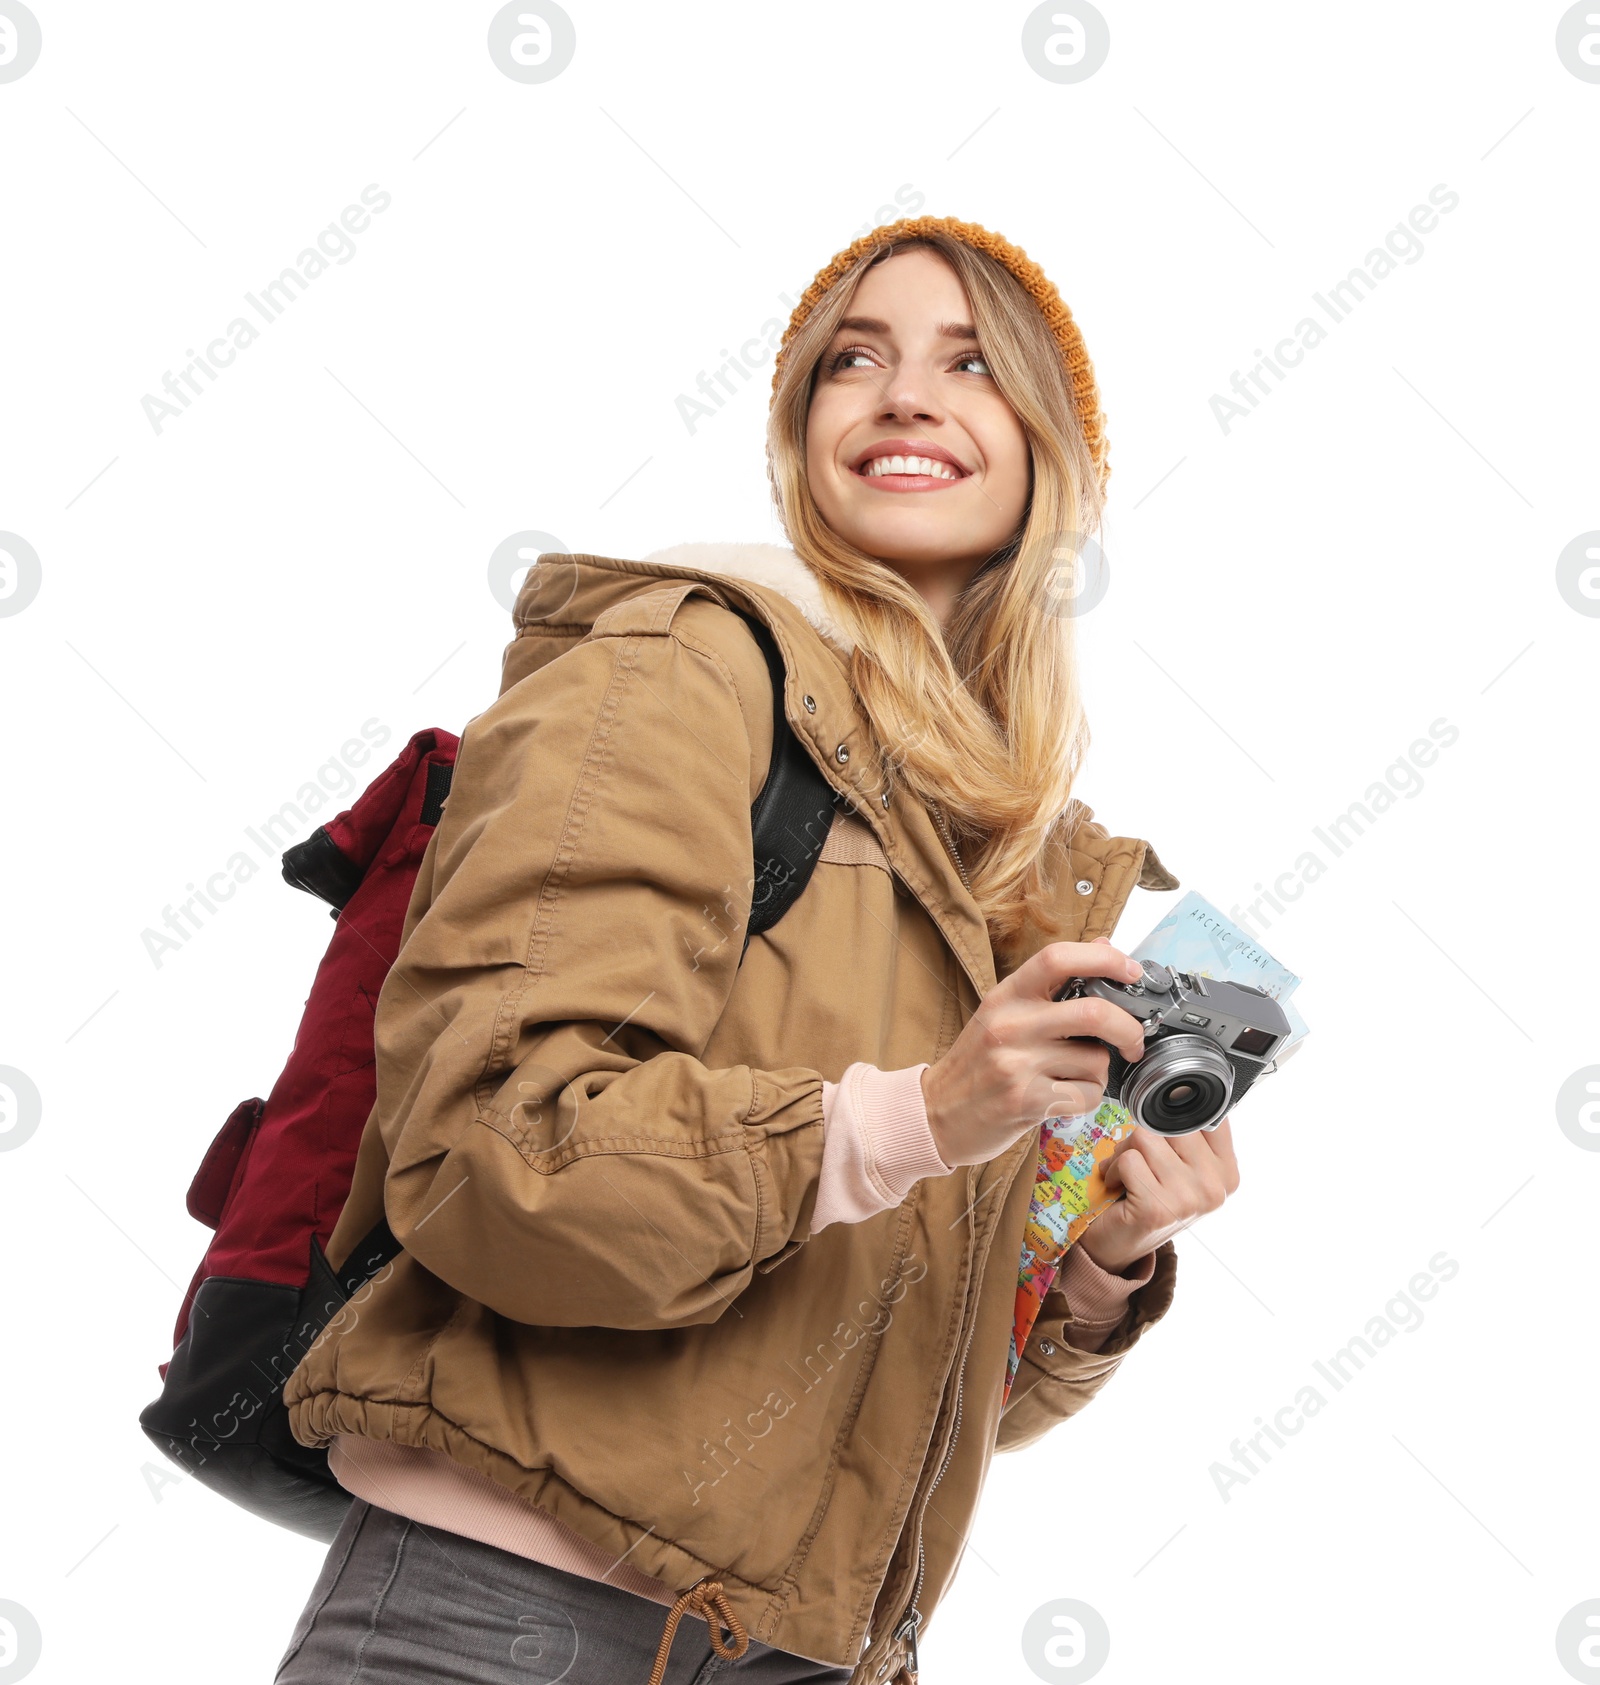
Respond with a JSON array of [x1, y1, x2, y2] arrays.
[[953, 351, 991, 376], [828, 345, 878, 373]]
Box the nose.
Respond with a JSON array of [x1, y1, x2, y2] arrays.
[[876, 368, 943, 427]]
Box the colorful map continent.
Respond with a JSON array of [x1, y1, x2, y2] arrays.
[[1003, 1098, 1138, 1404]]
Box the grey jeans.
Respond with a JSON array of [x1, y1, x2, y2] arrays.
[[273, 1498, 854, 1685]]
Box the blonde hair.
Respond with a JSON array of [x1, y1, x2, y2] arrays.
[[765, 232, 1107, 954]]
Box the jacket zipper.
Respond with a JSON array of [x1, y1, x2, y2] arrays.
[[873, 1127, 1034, 1681], [891, 1321, 973, 1680], [928, 803, 973, 894], [882, 1192, 997, 1678]]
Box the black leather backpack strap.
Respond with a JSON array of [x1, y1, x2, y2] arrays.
[[735, 609, 842, 951]]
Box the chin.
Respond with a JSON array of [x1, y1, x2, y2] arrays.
[[850, 524, 989, 568]]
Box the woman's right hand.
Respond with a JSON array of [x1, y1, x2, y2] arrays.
[[920, 936, 1151, 1169]]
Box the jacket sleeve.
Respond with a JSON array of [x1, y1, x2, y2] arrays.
[[373, 614, 828, 1330], [993, 1239, 1179, 1453]]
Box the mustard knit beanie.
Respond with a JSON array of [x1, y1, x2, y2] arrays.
[[769, 214, 1109, 493]]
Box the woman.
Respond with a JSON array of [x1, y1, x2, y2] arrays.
[[277, 215, 1240, 1685]]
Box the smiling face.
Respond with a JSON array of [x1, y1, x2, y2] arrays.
[[804, 245, 1032, 609]]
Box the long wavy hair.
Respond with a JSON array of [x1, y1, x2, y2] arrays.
[[765, 231, 1107, 955]]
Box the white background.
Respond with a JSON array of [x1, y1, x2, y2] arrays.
[[1, 3, 1596, 1681]]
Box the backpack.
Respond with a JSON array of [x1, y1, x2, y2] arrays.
[[139, 610, 840, 1542]]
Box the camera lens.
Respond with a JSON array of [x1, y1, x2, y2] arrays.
[[1119, 1035, 1234, 1135], [1145, 1070, 1229, 1132]]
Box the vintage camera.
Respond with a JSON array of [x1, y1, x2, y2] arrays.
[[1053, 959, 1292, 1135]]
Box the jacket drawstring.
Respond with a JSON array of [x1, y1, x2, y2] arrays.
[[645, 1575, 749, 1685]]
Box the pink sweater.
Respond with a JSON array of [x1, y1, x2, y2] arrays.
[[329, 1064, 1155, 1610]]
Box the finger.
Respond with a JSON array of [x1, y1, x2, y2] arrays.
[[1160, 1115, 1236, 1165], [1165, 1145, 1230, 1213], [1100, 1128, 1152, 1193], [1034, 1078, 1105, 1121], [1040, 1040, 1111, 1089], [1159, 1115, 1239, 1191], [1111, 1125, 1182, 1180], [1047, 995, 1149, 1064], [1204, 1115, 1241, 1189], [1156, 1128, 1223, 1174], [1012, 938, 1143, 1001], [1123, 1125, 1229, 1213], [1104, 1140, 1163, 1204]]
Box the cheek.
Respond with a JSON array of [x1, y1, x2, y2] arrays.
[[805, 403, 850, 505], [984, 416, 1031, 492], [963, 386, 1025, 468], [972, 421, 1032, 528], [804, 422, 828, 482]]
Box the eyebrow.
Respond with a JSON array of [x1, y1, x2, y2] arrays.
[[835, 315, 980, 341]]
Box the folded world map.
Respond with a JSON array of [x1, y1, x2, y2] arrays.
[[1002, 892, 1309, 1403]]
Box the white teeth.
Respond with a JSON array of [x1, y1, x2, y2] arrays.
[[862, 454, 958, 479]]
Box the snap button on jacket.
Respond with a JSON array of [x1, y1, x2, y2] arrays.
[[283, 548, 1181, 1678]]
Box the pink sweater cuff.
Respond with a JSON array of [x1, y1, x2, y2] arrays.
[[1055, 1242, 1157, 1352], [811, 1063, 951, 1233]]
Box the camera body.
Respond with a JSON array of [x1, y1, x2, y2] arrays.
[[1053, 959, 1292, 1135]]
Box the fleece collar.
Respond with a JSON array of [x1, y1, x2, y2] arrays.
[[638, 541, 856, 657]]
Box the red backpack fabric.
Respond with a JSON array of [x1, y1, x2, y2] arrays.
[[141, 727, 459, 1537]]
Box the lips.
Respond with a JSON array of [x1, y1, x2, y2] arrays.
[[849, 438, 969, 478]]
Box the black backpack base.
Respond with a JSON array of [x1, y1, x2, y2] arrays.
[[140, 1222, 398, 1543]]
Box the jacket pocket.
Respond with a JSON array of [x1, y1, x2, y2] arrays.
[[186, 1097, 265, 1229]]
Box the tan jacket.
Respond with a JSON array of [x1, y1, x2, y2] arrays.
[[284, 541, 1182, 1681]]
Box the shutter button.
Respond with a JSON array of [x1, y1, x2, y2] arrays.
[[1075, 879, 1094, 895], [803, 694, 816, 712]]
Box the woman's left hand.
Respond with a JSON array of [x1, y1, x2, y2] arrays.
[[1076, 1117, 1241, 1275]]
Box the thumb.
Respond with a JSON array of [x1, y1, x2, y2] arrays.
[[1101, 1132, 1137, 1193]]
